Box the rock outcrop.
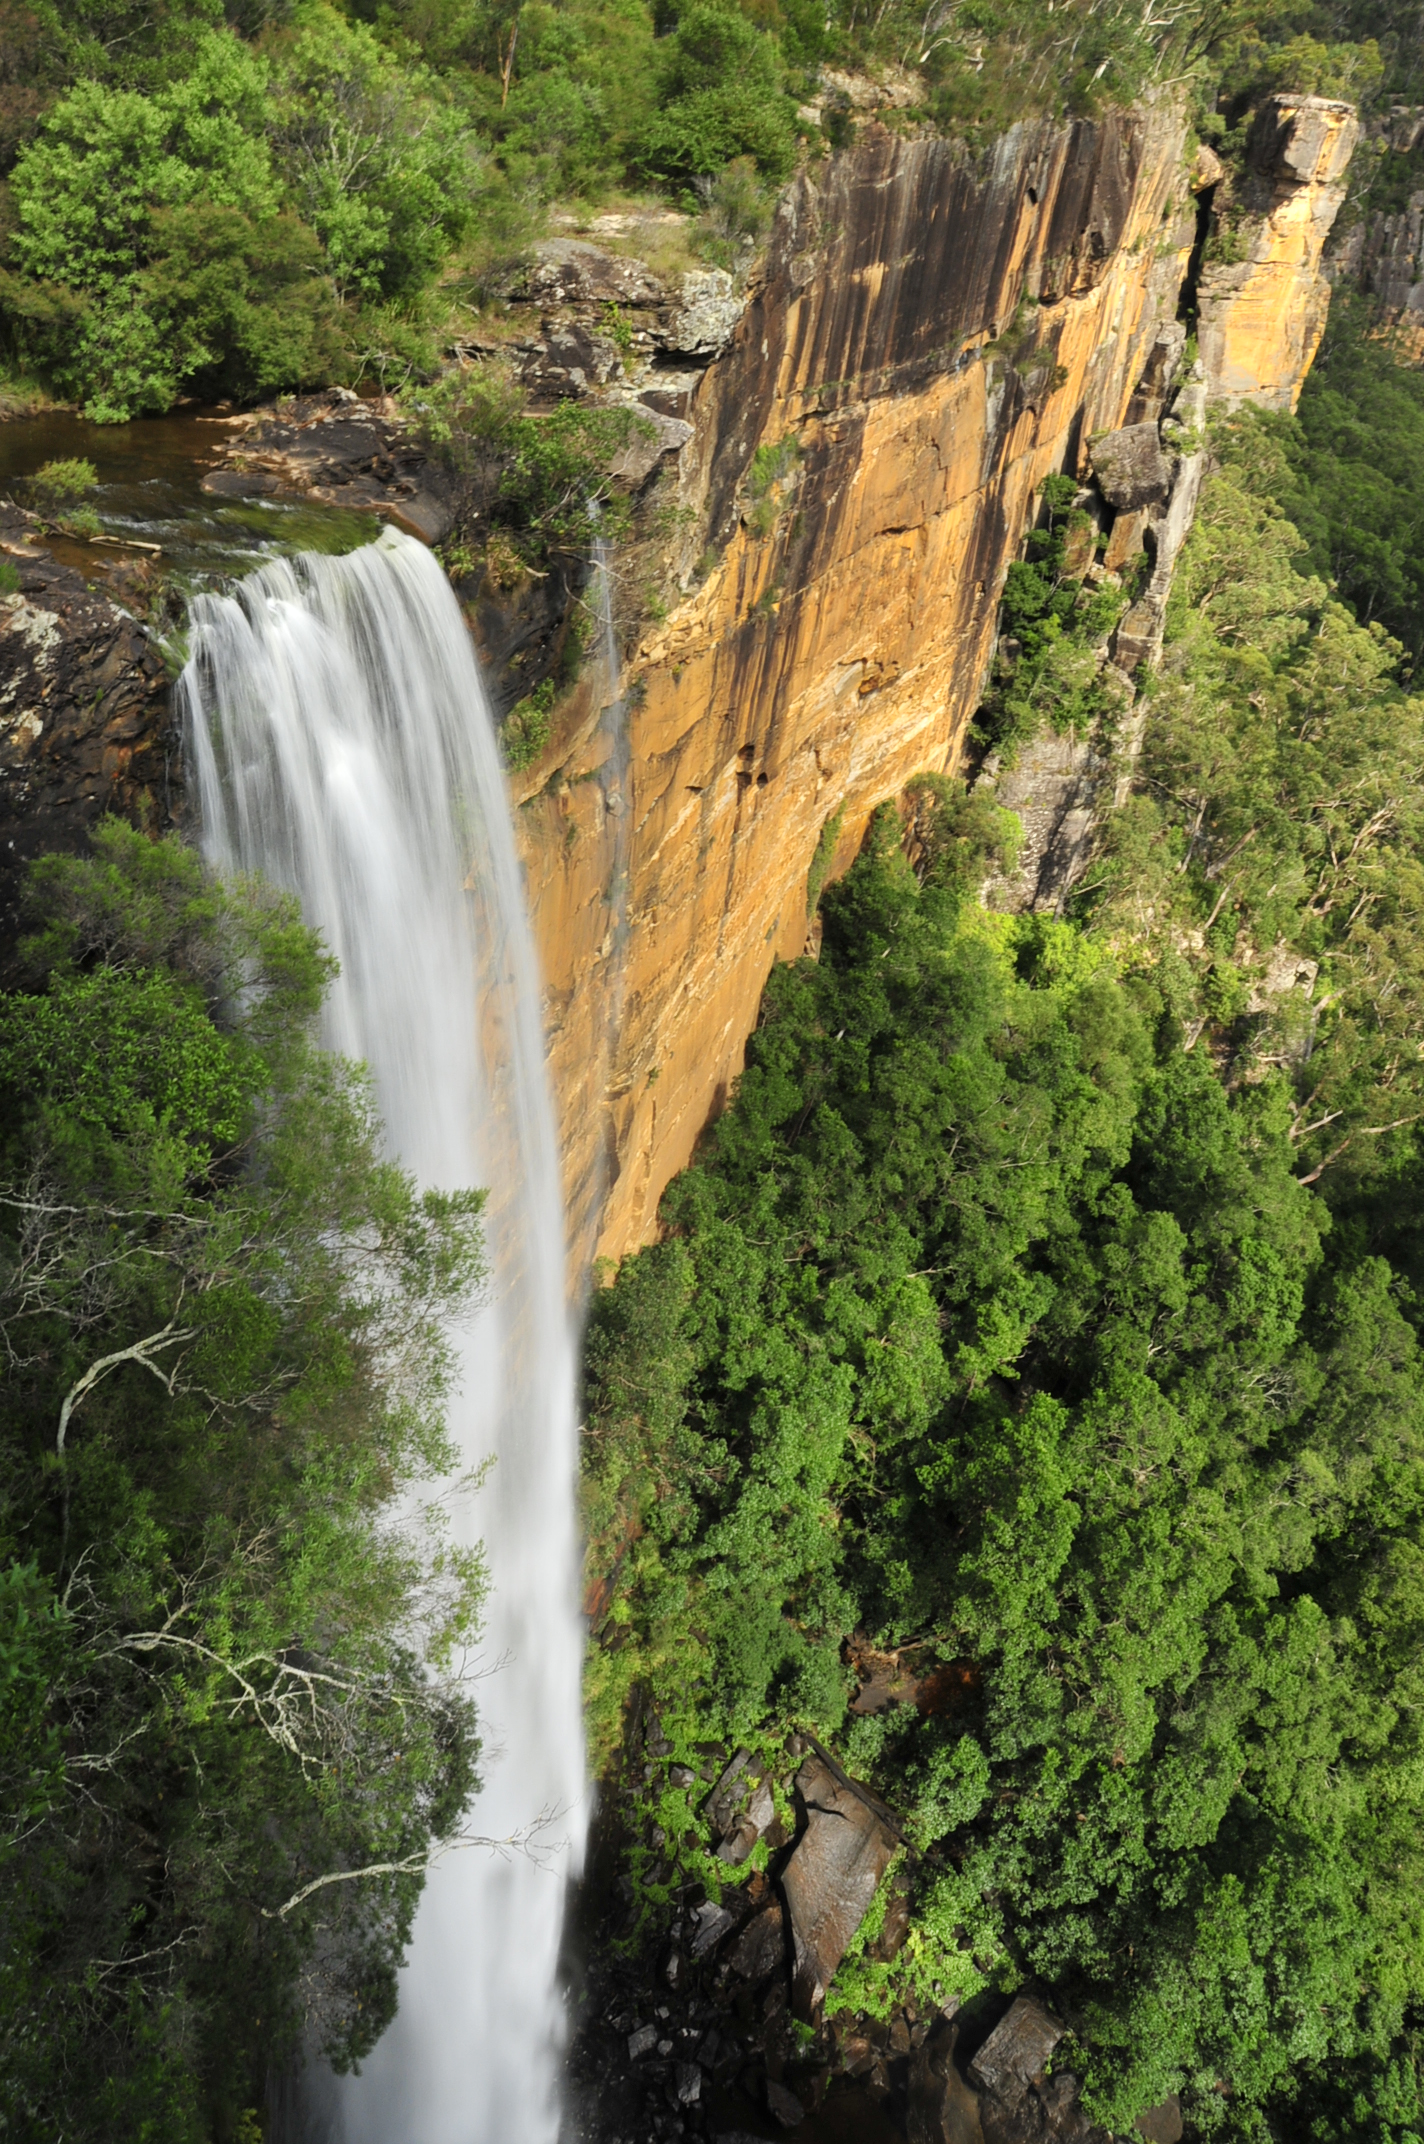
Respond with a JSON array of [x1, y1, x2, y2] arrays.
[[0, 510, 172, 968], [204, 388, 458, 544], [1329, 105, 1424, 353], [517, 93, 1357, 1267], [1197, 93, 1358, 407]]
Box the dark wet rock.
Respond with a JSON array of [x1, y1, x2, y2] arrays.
[[689, 1899, 738, 1959], [766, 2078, 805, 2127], [910, 2021, 985, 2144], [1134, 2096, 1183, 2143], [705, 1749, 752, 1824], [1088, 423, 1172, 512], [968, 1998, 1064, 2108], [200, 466, 280, 497], [727, 1902, 786, 1981], [0, 513, 173, 967], [205, 389, 457, 544], [629, 2024, 659, 2059], [781, 1753, 900, 2019], [704, 1749, 778, 1864]]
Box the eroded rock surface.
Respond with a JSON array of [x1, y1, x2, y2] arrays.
[[205, 388, 458, 543], [1089, 424, 1172, 512], [516, 94, 1356, 1270], [0, 510, 172, 965]]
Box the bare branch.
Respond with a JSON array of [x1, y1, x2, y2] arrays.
[[57, 1318, 196, 1456]]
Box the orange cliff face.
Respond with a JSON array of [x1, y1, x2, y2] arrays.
[[1197, 94, 1359, 408], [513, 96, 1356, 1274]]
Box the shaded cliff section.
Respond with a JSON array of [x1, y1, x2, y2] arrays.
[[0, 505, 173, 972], [518, 92, 1358, 1272]]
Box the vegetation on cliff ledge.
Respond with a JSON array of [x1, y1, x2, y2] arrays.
[[583, 370, 1424, 2140], [0, 824, 487, 2139]]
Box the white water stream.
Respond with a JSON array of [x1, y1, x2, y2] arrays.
[[180, 526, 585, 2144]]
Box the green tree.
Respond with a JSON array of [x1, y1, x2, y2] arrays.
[[268, 3, 478, 301], [633, 2, 797, 185], [0, 823, 487, 2137], [582, 801, 1424, 2140]]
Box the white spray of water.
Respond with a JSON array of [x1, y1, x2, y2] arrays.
[[180, 526, 585, 2144]]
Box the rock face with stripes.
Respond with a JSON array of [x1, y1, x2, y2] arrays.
[[511, 97, 1357, 1273]]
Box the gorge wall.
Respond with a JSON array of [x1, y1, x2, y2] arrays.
[[512, 92, 1359, 1271]]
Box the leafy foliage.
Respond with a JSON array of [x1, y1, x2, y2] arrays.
[[1268, 294, 1424, 664], [1085, 409, 1424, 1193], [405, 359, 650, 562], [0, 823, 487, 2138], [975, 471, 1132, 760]]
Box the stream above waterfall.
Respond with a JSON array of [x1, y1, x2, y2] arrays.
[[0, 406, 379, 581]]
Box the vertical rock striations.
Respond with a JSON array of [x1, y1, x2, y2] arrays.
[[519, 95, 1357, 1268]]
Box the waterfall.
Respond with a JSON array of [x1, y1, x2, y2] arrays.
[[180, 526, 585, 2144]]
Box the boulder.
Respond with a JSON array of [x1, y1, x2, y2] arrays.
[[909, 2021, 985, 2144], [666, 269, 744, 358], [1190, 142, 1225, 191], [727, 1901, 786, 1980], [780, 1752, 899, 2018], [610, 408, 694, 488], [1088, 424, 1172, 512], [766, 2079, 806, 2128], [513, 238, 667, 308], [688, 1898, 738, 1958], [967, 1997, 1064, 2108], [1249, 92, 1359, 187], [1134, 2096, 1183, 2144]]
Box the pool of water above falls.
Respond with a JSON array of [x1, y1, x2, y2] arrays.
[[0, 405, 379, 582]]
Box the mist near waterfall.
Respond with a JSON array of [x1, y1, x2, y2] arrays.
[[180, 526, 584, 2144]]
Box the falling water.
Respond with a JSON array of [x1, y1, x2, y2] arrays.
[[180, 526, 585, 2144], [590, 533, 631, 1156]]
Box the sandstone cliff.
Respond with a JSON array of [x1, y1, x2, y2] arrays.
[[515, 93, 1357, 1270], [1196, 92, 1358, 405]]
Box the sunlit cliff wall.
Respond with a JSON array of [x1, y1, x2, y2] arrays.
[[517, 93, 1356, 1271]]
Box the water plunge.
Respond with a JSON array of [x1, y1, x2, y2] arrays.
[[181, 526, 584, 2143]]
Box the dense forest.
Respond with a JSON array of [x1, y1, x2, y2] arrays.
[[582, 311, 1424, 2141]]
